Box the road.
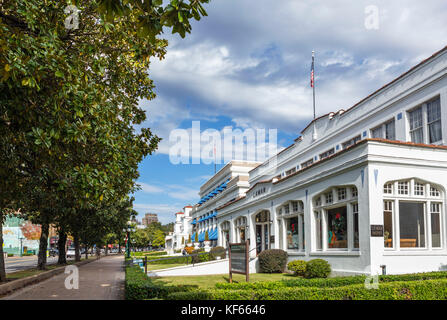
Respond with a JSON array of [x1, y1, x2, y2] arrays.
[[5, 255, 76, 273], [2, 255, 125, 300]]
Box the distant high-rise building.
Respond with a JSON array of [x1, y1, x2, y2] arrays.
[[142, 213, 158, 226]]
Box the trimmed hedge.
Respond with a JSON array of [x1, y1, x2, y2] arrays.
[[258, 249, 288, 273], [209, 246, 226, 260], [305, 259, 331, 278], [168, 278, 447, 300], [133, 251, 167, 257], [125, 265, 197, 300], [214, 271, 447, 290], [287, 260, 307, 277]]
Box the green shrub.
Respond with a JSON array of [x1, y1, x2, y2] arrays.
[[287, 260, 307, 277], [215, 271, 447, 291], [209, 246, 226, 260], [125, 265, 197, 300], [258, 249, 288, 273], [171, 279, 447, 300], [305, 259, 331, 278], [7, 253, 14, 257], [191, 249, 208, 264]]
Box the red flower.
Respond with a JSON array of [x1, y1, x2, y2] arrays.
[[335, 213, 341, 219]]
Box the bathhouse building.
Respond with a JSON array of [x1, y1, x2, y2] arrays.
[[210, 46, 447, 275]]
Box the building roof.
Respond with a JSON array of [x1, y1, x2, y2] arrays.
[[300, 45, 447, 135], [217, 138, 447, 211]]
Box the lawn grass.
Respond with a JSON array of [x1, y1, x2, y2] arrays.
[[154, 273, 293, 290]]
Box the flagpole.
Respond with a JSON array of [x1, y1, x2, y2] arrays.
[[312, 50, 317, 141], [312, 50, 316, 121]]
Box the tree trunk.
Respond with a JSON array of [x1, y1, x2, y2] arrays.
[[74, 233, 81, 262], [57, 230, 67, 264], [0, 220, 6, 282], [85, 245, 88, 260], [37, 222, 49, 270], [105, 244, 109, 256], [118, 241, 121, 254]]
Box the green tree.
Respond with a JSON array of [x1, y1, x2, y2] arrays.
[[0, 0, 210, 279], [152, 229, 166, 247]]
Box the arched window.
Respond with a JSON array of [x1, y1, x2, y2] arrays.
[[313, 185, 359, 251], [277, 200, 305, 251]]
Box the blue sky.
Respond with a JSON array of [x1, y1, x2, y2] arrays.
[[132, 0, 447, 224]]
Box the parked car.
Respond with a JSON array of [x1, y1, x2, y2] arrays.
[[49, 248, 58, 257], [66, 248, 76, 258]]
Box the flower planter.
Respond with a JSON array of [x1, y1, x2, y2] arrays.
[[204, 241, 211, 252]]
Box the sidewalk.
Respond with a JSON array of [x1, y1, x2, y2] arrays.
[[1, 255, 124, 300]]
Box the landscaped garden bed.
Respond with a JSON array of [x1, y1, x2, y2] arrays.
[[125, 262, 447, 300]]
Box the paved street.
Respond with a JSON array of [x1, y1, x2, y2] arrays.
[[4, 256, 74, 274], [2, 255, 125, 300]]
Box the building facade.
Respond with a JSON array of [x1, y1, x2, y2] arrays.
[[190, 161, 261, 247], [208, 46, 447, 275], [142, 213, 159, 226], [165, 206, 193, 253]]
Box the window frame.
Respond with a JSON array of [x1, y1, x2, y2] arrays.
[[383, 179, 444, 251], [313, 186, 360, 252]]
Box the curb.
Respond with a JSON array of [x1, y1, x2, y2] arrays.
[[0, 258, 97, 297]]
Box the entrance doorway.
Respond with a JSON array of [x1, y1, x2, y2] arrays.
[[255, 211, 271, 255]]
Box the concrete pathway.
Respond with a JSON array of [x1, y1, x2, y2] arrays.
[[2, 255, 125, 300]]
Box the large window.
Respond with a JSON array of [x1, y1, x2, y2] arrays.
[[313, 186, 359, 251], [301, 158, 314, 169], [409, 107, 424, 143], [315, 211, 323, 250], [320, 148, 335, 160], [353, 203, 359, 249], [427, 98, 442, 143], [399, 202, 425, 248], [370, 119, 396, 140], [279, 201, 304, 251], [384, 200, 394, 248], [431, 203, 441, 248], [383, 179, 444, 250], [286, 217, 299, 249], [342, 135, 361, 149], [408, 97, 442, 144], [327, 207, 348, 249]]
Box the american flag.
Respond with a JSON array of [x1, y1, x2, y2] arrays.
[[310, 54, 315, 88]]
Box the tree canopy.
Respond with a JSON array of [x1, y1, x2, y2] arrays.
[[0, 0, 210, 281]]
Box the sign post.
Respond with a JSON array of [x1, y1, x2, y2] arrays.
[[229, 240, 249, 283]]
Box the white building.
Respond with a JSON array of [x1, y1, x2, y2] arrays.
[[165, 206, 193, 254], [210, 45, 447, 275], [190, 161, 261, 247]]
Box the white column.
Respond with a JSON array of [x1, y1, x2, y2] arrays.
[[272, 209, 279, 249], [249, 213, 257, 258], [229, 219, 235, 243]]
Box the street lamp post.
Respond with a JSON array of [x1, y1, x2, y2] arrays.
[[124, 221, 134, 259], [19, 237, 24, 257]]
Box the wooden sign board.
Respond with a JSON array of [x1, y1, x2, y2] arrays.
[[229, 240, 249, 283], [371, 225, 384, 237]]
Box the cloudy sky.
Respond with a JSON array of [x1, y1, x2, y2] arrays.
[[133, 0, 447, 224]]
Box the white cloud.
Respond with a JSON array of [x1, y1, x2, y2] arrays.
[[138, 182, 164, 193], [139, 0, 447, 139]]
